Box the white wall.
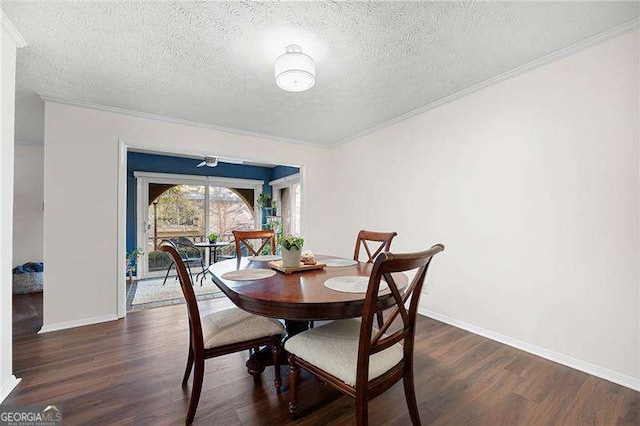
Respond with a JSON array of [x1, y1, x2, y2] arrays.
[[43, 102, 335, 329], [0, 12, 25, 402], [329, 30, 640, 384], [42, 29, 639, 389], [12, 144, 43, 267]]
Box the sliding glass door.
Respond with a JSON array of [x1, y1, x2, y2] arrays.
[[134, 172, 263, 278]]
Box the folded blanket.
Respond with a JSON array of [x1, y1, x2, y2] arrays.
[[12, 262, 44, 274]]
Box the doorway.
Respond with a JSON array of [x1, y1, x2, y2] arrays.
[[118, 143, 305, 317], [128, 172, 266, 311]]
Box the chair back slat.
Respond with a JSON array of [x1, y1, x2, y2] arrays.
[[353, 230, 398, 263], [385, 273, 410, 325], [356, 244, 444, 389], [369, 330, 405, 354], [371, 304, 401, 340], [158, 240, 204, 352], [233, 230, 276, 260]]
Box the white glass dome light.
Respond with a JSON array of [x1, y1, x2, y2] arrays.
[[274, 44, 316, 92]]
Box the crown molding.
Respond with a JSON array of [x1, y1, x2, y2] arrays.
[[39, 95, 329, 150], [37, 18, 639, 150], [331, 17, 640, 148], [1, 10, 27, 48]]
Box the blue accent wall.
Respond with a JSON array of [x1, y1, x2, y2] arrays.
[[271, 165, 300, 181], [126, 152, 298, 252]]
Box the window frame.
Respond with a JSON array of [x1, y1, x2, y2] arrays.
[[269, 173, 301, 236]]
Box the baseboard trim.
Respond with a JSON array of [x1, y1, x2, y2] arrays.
[[419, 304, 640, 392], [38, 314, 119, 333], [1, 375, 21, 403]]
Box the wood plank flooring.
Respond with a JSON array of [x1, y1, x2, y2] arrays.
[[6, 293, 639, 425]]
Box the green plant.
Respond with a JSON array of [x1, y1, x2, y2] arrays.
[[207, 232, 219, 242], [271, 200, 279, 215], [261, 242, 273, 255], [126, 248, 144, 267], [265, 217, 283, 255], [258, 192, 272, 208], [126, 248, 144, 279], [279, 235, 304, 251]]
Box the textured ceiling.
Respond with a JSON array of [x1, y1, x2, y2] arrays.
[[5, 1, 639, 146]]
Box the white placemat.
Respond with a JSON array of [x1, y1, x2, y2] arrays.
[[221, 269, 276, 281], [324, 258, 358, 267], [246, 255, 282, 262], [324, 276, 389, 293]]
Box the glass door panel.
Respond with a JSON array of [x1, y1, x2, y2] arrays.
[[147, 184, 205, 272], [208, 186, 255, 258]]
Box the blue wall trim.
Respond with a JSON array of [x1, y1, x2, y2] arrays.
[[126, 152, 298, 252]]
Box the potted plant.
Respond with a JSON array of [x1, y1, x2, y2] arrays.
[[271, 200, 279, 216], [279, 235, 304, 268], [258, 192, 272, 209], [208, 232, 219, 243], [126, 248, 144, 283]]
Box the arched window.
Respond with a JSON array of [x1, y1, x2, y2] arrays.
[[208, 186, 255, 237], [145, 184, 256, 273]]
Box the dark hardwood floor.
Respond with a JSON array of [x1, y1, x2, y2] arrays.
[[7, 293, 639, 425]]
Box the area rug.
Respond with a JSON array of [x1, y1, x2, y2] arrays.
[[131, 277, 222, 305]]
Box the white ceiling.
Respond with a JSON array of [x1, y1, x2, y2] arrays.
[[6, 1, 639, 147]]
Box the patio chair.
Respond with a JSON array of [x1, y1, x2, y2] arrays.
[[162, 237, 206, 286], [214, 234, 237, 261]]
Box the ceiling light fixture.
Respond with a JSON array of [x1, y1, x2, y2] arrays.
[[274, 44, 315, 92]]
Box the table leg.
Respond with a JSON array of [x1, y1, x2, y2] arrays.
[[245, 319, 310, 377], [285, 320, 310, 336]]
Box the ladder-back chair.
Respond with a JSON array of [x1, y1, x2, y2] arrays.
[[233, 230, 276, 260], [158, 240, 284, 424], [286, 244, 444, 425], [354, 230, 398, 326], [353, 230, 398, 264]]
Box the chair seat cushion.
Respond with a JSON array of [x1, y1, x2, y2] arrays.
[[284, 318, 403, 387], [201, 307, 284, 349]]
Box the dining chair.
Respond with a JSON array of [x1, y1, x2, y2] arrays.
[[353, 230, 398, 263], [354, 230, 398, 327], [232, 230, 276, 260], [158, 240, 285, 424], [286, 244, 445, 425]]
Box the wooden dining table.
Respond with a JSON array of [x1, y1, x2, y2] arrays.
[[207, 254, 408, 376]]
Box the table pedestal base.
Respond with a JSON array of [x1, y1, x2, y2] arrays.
[[246, 319, 310, 377]]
